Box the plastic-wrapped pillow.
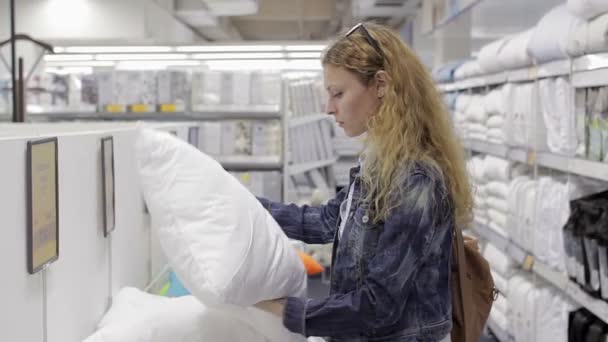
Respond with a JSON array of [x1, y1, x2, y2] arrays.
[[136, 128, 307, 307], [568, 0, 608, 20], [527, 5, 585, 63]]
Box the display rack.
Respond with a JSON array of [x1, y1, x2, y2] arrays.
[[440, 51, 608, 334], [486, 316, 514, 342], [473, 223, 608, 325]]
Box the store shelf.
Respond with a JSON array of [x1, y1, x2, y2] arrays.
[[191, 104, 282, 117], [465, 139, 509, 158], [567, 157, 608, 182], [507, 148, 528, 164], [472, 223, 529, 265], [572, 68, 608, 88], [487, 317, 514, 342], [507, 66, 535, 83], [536, 60, 571, 79], [216, 155, 282, 171], [474, 223, 608, 324], [31, 109, 282, 122], [288, 158, 337, 175], [464, 140, 608, 182], [573, 53, 608, 72], [288, 113, 329, 127]]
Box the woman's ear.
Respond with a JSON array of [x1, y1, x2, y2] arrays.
[[374, 71, 389, 98]]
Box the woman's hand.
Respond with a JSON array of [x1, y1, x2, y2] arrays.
[[254, 298, 286, 317]]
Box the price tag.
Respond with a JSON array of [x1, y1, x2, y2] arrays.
[[522, 255, 535, 271], [159, 104, 177, 113], [526, 151, 537, 166], [528, 66, 538, 80], [105, 104, 125, 113], [129, 104, 150, 113]]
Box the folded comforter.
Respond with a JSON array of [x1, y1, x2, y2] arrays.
[[568, 0, 608, 20], [566, 12, 608, 57], [527, 5, 585, 63]]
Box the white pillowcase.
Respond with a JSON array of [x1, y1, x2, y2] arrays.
[[83, 288, 309, 342], [136, 128, 307, 307]]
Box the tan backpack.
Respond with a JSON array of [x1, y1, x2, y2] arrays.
[[450, 226, 496, 342]]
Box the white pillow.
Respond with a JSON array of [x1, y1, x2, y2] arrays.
[[135, 128, 307, 307], [83, 288, 292, 342]]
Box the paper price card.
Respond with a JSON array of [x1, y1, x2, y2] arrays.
[[27, 138, 59, 274], [102, 137, 116, 236]]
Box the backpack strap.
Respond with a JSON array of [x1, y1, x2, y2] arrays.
[[454, 225, 472, 342]]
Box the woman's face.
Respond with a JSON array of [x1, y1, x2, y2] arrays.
[[324, 64, 382, 137]]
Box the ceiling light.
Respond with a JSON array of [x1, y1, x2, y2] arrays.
[[192, 52, 285, 60], [287, 52, 322, 59], [44, 54, 94, 61], [44, 61, 116, 67], [45, 66, 94, 75], [95, 54, 188, 61], [177, 45, 283, 52], [64, 46, 173, 53], [284, 45, 327, 51], [116, 60, 201, 70], [203, 59, 321, 71]]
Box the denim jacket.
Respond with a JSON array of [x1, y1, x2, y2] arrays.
[[259, 162, 454, 341]]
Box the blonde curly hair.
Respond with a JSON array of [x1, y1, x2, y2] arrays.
[[323, 22, 473, 229]]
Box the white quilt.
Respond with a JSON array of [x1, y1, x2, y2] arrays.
[[527, 5, 585, 63], [568, 0, 608, 20], [83, 288, 322, 342], [497, 29, 534, 71], [566, 12, 608, 57]]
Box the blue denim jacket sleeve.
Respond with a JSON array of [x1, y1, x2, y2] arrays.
[[257, 185, 349, 244], [282, 172, 451, 337]]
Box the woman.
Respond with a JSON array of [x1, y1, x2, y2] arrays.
[[256, 22, 473, 342]]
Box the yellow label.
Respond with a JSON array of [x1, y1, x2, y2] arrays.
[[522, 255, 535, 271], [526, 151, 537, 166], [105, 104, 124, 113], [240, 172, 251, 183], [159, 104, 177, 113], [528, 66, 538, 80], [130, 104, 150, 113]]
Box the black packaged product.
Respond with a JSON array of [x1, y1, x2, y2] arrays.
[[564, 205, 582, 281], [569, 309, 596, 342], [585, 320, 608, 342], [580, 200, 606, 296]]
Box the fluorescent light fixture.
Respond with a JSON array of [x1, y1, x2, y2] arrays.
[[53, 47, 65, 53], [64, 46, 173, 53], [192, 52, 285, 60], [45, 60, 115, 67], [204, 59, 321, 71], [45, 66, 94, 75], [286, 59, 322, 70], [96, 54, 188, 61], [116, 60, 201, 70], [177, 45, 283, 52], [44, 54, 94, 61], [287, 52, 322, 59], [284, 45, 327, 51]]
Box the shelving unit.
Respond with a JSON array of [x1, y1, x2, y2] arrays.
[[441, 51, 608, 338], [215, 155, 283, 171], [473, 223, 608, 325], [463, 139, 608, 182], [487, 317, 514, 342], [288, 157, 338, 176], [287, 113, 329, 127]]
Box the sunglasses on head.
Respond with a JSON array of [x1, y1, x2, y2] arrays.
[[345, 23, 386, 63]]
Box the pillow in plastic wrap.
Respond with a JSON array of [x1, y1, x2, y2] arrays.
[[135, 128, 307, 307]]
